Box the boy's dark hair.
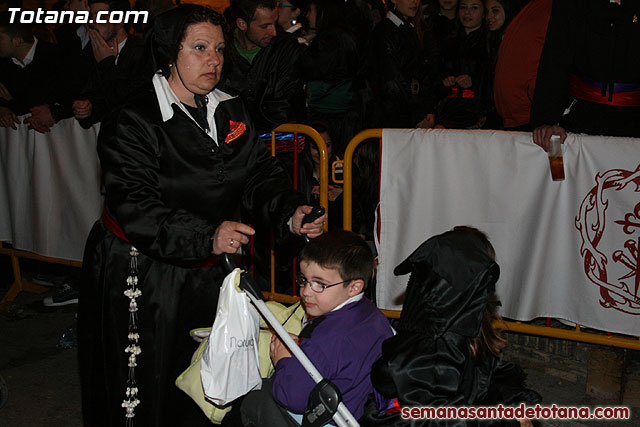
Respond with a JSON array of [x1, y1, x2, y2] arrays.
[[299, 230, 375, 287], [0, 11, 34, 43], [230, 0, 277, 24]]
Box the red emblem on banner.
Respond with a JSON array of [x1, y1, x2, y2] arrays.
[[575, 164, 640, 315], [225, 120, 246, 144]]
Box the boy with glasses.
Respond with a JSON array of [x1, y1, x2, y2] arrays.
[[240, 230, 393, 426]]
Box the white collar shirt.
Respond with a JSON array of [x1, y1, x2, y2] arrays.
[[152, 72, 235, 145], [12, 37, 37, 68]]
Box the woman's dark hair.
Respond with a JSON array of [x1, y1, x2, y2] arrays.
[[469, 293, 506, 360], [152, 5, 226, 78]]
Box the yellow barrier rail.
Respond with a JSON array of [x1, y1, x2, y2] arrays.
[[264, 124, 329, 298], [341, 128, 640, 351], [343, 129, 382, 231], [269, 124, 330, 230]]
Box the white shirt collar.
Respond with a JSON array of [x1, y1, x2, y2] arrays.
[[12, 37, 37, 68], [332, 292, 364, 312], [115, 37, 127, 65], [301, 292, 365, 324], [387, 10, 410, 28], [77, 25, 90, 49], [152, 72, 235, 144]]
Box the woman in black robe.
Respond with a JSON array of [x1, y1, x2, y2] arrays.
[[77, 5, 325, 427]]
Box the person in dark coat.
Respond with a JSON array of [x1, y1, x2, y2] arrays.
[[71, 0, 145, 127], [361, 226, 541, 426], [77, 5, 325, 427], [531, 0, 640, 150], [423, 0, 459, 54], [53, 0, 91, 57], [436, 0, 489, 129], [300, 0, 364, 156], [218, 0, 306, 135], [366, 0, 437, 129], [0, 13, 73, 131], [481, 0, 522, 129]]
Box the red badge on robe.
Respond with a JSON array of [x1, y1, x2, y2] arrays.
[[225, 120, 246, 144]]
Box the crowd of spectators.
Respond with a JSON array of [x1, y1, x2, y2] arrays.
[[2, 0, 639, 251], [3, 0, 639, 145]]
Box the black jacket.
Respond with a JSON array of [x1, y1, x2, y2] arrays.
[[0, 40, 73, 121], [77, 35, 145, 127], [218, 32, 305, 134], [366, 9, 437, 128], [439, 25, 489, 102], [530, 0, 640, 136]]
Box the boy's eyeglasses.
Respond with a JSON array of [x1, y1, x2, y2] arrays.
[[296, 273, 355, 293]]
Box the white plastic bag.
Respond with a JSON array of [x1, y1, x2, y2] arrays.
[[201, 268, 261, 406]]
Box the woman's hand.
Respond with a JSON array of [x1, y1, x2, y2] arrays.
[[211, 221, 255, 255], [291, 205, 326, 238], [270, 333, 297, 366]]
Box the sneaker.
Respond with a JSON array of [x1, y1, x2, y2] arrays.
[[43, 283, 79, 306]]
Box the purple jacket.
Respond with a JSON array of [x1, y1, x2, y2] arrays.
[[271, 297, 394, 419]]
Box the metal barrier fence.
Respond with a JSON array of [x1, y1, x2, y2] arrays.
[[3, 124, 639, 352], [341, 128, 640, 352], [259, 124, 329, 303]]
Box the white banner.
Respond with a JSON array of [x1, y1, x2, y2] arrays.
[[0, 117, 102, 261], [378, 129, 640, 337]]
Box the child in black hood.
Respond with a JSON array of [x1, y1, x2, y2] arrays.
[[361, 226, 541, 426]]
